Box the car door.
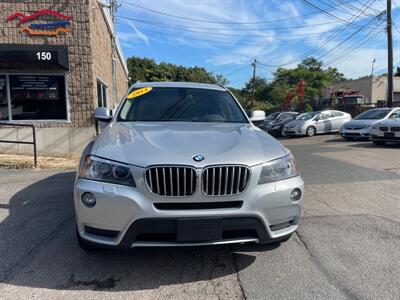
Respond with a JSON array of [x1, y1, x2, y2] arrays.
[[314, 112, 331, 133], [330, 111, 345, 131]]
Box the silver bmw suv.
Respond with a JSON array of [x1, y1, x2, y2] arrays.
[[74, 82, 304, 251]]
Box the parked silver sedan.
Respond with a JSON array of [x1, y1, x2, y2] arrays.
[[283, 110, 351, 137], [370, 116, 400, 145], [339, 108, 400, 140]]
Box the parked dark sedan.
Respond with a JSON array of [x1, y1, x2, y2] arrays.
[[258, 112, 298, 131], [262, 113, 299, 136]]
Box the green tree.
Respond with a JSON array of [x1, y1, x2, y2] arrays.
[[127, 56, 228, 85], [271, 57, 346, 106]]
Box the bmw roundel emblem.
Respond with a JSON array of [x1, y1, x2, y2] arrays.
[[193, 155, 205, 162]]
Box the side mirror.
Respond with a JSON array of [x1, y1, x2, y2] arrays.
[[94, 107, 112, 122], [250, 110, 266, 122]]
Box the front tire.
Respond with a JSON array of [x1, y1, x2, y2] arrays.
[[306, 126, 316, 137], [373, 140, 386, 146]]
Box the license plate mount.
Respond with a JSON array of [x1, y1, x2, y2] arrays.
[[384, 132, 395, 138], [177, 218, 222, 242]]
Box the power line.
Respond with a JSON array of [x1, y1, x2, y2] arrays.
[[323, 33, 382, 66], [323, 27, 384, 66], [301, 0, 377, 27], [256, 0, 381, 68], [316, 0, 375, 18], [207, 60, 253, 74], [115, 21, 331, 47], [116, 15, 340, 31], [224, 64, 251, 76], [315, 18, 385, 62], [336, 0, 377, 17], [121, 1, 321, 24], [116, 15, 340, 38], [353, 0, 381, 13]]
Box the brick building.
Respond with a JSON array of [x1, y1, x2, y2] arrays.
[[0, 0, 129, 157]]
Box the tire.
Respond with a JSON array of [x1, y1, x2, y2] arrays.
[[373, 140, 386, 146], [306, 126, 316, 137], [76, 229, 99, 251]]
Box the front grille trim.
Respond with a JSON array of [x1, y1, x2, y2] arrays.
[[202, 164, 251, 197], [154, 201, 244, 210], [144, 165, 198, 197], [390, 126, 400, 132], [380, 126, 389, 132]]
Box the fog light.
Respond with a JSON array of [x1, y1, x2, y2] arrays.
[[290, 188, 301, 201], [81, 192, 96, 207]]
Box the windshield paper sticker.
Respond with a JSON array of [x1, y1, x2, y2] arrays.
[[127, 87, 152, 99]]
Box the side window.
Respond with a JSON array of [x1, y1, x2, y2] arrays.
[[318, 112, 330, 120], [331, 111, 344, 118], [97, 79, 108, 108], [282, 113, 293, 119], [390, 110, 400, 118]]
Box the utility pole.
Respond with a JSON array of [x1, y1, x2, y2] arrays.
[[251, 59, 256, 108], [387, 0, 393, 107], [110, 0, 118, 105], [372, 58, 376, 78]]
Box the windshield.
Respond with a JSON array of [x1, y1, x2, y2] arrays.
[[266, 112, 280, 120], [118, 87, 248, 123], [354, 109, 391, 120], [296, 112, 318, 120]]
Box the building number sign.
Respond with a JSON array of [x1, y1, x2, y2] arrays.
[[36, 52, 52, 61]]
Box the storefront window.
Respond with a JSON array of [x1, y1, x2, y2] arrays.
[[0, 76, 8, 120], [9, 75, 67, 120]]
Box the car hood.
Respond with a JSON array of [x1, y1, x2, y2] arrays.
[[344, 119, 381, 127], [92, 122, 288, 167], [285, 119, 308, 127], [374, 118, 400, 126], [261, 119, 276, 127], [270, 121, 286, 127]]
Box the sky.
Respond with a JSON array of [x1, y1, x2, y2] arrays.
[[116, 0, 400, 88]]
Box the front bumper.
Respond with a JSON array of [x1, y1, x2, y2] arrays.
[[339, 128, 370, 139], [74, 169, 304, 249], [282, 127, 304, 136], [268, 126, 283, 136], [370, 134, 400, 142]]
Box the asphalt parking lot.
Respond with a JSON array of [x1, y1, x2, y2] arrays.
[[0, 135, 399, 299]]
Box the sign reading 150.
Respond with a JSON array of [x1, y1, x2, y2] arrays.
[[36, 52, 52, 61]]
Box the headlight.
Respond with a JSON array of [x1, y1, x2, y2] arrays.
[[363, 125, 370, 129], [79, 155, 136, 186], [272, 125, 280, 130], [258, 154, 299, 184], [372, 125, 379, 130]]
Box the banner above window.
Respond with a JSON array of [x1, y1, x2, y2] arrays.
[[0, 44, 69, 70]]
